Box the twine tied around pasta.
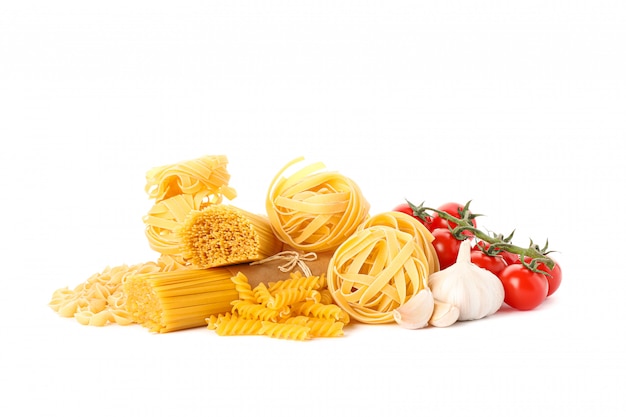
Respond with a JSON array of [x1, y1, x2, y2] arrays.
[[250, 251, 318, 277]]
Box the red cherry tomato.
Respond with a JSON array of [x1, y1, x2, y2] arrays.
[[431, 228, 463, 270], [392, 203, 433, 229], [522, 257, 562, 297], [498, 264, 549, 311], [429, 202, 477, 235], [474, 240, 519, 265], [470, 250, 508, 276]]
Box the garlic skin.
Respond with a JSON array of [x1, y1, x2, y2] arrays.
[[429, 299, 460, 327], [428, 239, 505, 321], [393, 287, 435, 329]]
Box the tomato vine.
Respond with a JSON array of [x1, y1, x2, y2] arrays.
[[405, 199, 556, 272]]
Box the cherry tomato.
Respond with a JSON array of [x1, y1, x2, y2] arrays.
[[474, 240, 519, 265], [470, 250, 508, 276], [431, 228, 463, 270], [429, 202, 477, 235], [392, 203, 433, 229], [522, 257, 562, 297], [498, 264, 549, 311]]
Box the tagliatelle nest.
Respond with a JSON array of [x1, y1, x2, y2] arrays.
[[266, 157, 370, 253], [327, 225, 431, 324]]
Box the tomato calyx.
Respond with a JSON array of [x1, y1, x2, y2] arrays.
[[406, 199, 556, 271]]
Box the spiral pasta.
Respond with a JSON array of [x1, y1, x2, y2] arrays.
[[266, 157, 370, 252], [327, 225, 431, 324], [206, 271, 348, 340]]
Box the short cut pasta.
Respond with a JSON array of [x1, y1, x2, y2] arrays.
[[206, 271, 349, 340]]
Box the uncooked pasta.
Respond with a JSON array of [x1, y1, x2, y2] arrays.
[[49, 261, 166, 327], [326, 224, 432, 324], [124, 268, 238, 333], [143, 155, 237, 259], [266, 157, 370, 252], [360, 211, 440, 275], [178, 204, 283, 268], [206, 271, 348, 340], [145, 154, 236, 204]]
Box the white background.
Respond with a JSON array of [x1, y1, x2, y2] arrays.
[[1, 1, 625, 416]]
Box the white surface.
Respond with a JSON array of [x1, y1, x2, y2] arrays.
[[1, 1, 625, 416]]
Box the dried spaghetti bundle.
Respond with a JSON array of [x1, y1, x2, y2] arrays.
[[143, 155, 237, 259], [178, 205, 283, 268], [124, 268, 238, 333], [266, 157, 370, 252], [327, 225, 431, 324]]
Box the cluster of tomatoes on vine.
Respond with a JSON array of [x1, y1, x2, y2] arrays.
[[393, 201, 562, 311]]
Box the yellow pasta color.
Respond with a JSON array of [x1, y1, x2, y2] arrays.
[[49, 261, 164, 327], [178, 204, 284, 268], [145, 154, 236, 204], [266, 157, 370, 252], [231, 300, 283, 322], [230, 272, 256, 301], [259, 321, 311, 341], [207, 271, 349, 340], [215, 316, 263, 336], [124, 268, 238, 333], [327, 225, 431, 324], [143, 155, 237, 258], [266, 271, 325, 293], [290, 300, 350, 323], [359, 211, 440, 275]]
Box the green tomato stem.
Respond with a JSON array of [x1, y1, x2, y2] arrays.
[[407, 200, 555, 271]]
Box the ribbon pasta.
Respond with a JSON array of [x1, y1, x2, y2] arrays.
[[143, 155, 237, 260], [266, 157, 370, 253], [327, 225, 431, 324]]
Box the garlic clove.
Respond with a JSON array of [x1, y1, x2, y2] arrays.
[[393, 287, 435, 329], [429, 299, 460, 327]]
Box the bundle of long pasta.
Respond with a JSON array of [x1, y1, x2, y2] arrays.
[[124, 267, 238, 333], [266, 157, 370, 253], [326, 225, 432, 324], [178, 204, 283, 268], [359, 211, 440, 275], [123, 250, 335, 333], [207, 271, 349, 340], [48, 255, 191, 327], [143, 155, 237, 259]]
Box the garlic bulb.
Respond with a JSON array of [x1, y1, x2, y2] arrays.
[[428, 239, 505, 321]]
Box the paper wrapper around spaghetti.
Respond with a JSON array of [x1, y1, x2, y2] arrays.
[[224, 249, 334, 288]]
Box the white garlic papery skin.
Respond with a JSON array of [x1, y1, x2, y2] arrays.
[[428, 239, 505, 321]]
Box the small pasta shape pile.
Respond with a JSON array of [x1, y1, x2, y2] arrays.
[[207, 271, 349, 341], [48, 259, 177, 327]]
